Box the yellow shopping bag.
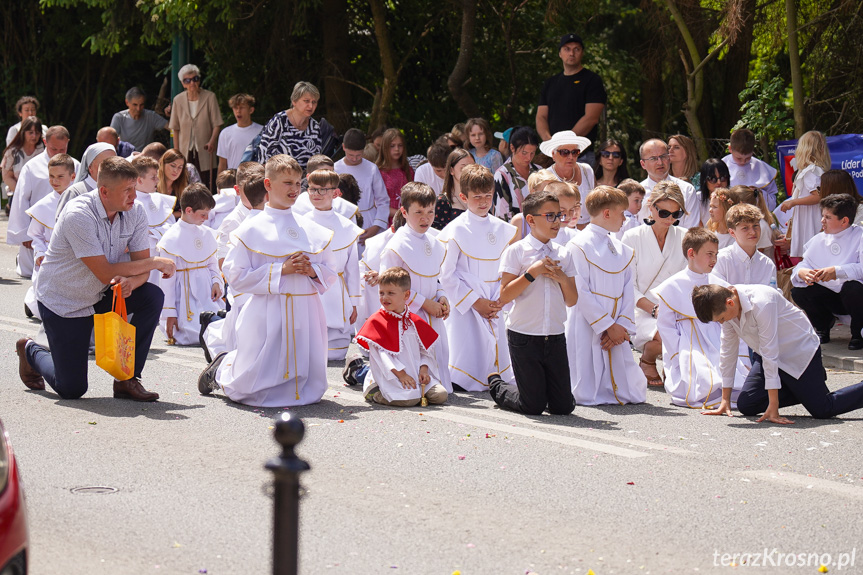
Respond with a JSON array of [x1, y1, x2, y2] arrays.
[[94, 284, 136, 381]]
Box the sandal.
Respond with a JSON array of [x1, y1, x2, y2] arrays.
[[639, 358, 664, 387]]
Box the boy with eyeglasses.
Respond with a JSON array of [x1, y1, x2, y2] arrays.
[[568, 186, 645, 405], [488, 190, 579, 415], [302, 169, 364, 361]]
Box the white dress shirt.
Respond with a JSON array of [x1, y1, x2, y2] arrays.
[[790, 225, 863, 292], [500, 233, 575, 336], [720, 284, 819, 390], [713, 241, 777, 286]]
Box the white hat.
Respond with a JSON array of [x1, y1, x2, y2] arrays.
[[539, 130, 591, 157]]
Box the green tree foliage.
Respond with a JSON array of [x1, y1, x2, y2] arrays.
[[2, 0, 859, 165]]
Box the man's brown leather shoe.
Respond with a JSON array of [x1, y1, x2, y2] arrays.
[[15, 338, 44, 390], [113, 377, 159, 402]]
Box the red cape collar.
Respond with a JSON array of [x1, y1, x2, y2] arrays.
[[356, 308, 438, 353]]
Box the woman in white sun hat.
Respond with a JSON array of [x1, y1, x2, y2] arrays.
[[540, 130, 595, 227]]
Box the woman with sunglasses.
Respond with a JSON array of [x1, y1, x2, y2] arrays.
[[539, 130, 595, 227], [168, 64, 224, 192], [622, 181, 689, 386], [493, 126, 541, 221], [698, 158, 731, 222], [593, 138, 629, 187]]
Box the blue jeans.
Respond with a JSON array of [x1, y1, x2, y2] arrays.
[[27, 282, 164, 399]]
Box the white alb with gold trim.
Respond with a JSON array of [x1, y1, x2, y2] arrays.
[[568, 224, 646, 405], [305, 208, 363, 360], [357, 227, 395, 337], [136, 191, 177, 285], [439, 210, 517, 390], [653, 268, 745, 409], [23, 190, 62, 320], [156, 219, 223, 345], [380, 225, 451, 390], [217, 205, 336, 407]]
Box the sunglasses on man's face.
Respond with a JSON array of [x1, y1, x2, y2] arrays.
[[182, 76, 201, 85], [656, 208, 684, 219], [599, 150, 621, 159]]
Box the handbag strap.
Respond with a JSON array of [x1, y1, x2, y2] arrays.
[[112, 284, 127, 321]]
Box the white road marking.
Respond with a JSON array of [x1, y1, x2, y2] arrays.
[[742, 470, 863, 500], [445, 404, 695, 455], [323, 388, 650, 458]]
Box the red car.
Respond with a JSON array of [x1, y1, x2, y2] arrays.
[[0, 418, 28, 575]]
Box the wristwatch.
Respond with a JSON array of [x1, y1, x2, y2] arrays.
[[524, 272, 536, 283], [651, 304, 658, 319]]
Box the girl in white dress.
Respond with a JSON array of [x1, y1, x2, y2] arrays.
[[781, 131, 831, 258]]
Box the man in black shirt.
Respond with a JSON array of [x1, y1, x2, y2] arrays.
[[536, 33, 607, 166]]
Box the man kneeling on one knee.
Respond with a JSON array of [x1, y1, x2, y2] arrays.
[[15, 157, 176, 401]]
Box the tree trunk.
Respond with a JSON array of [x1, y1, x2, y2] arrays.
[[786, 0, 806, 136], [322, 0, 352, 134], [367, 0, 398, 130], [718, 0, 755, 135], [447, 0, 480, 118]]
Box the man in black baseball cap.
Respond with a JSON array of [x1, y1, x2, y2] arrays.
[[536, 32, 607, 165]]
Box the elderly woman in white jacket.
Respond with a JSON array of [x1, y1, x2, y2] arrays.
[[621, 180, 689, 386]]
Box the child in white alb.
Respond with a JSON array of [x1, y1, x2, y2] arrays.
[[343, 267, 448, 407], [207, 169, 239, 230], [438, 164, 517, 391], [157, 184, 224, 345], [569, 186, 646, 406], [201, 172, 268, 361], [302, 169, 363, 361], [198, 154, 337, 407], [23, 154, 75, 320], [130, 155, 176, 286], [380, 182, 451, 390], [614, 179, 645, 240], [653, 228, 745, 408]]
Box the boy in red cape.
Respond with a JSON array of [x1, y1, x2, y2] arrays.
[[344, 267, 448, 407]]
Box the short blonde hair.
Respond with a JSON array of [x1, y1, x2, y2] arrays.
[[795, 130, 831, 171], [585, 185, 628, 216], [725, 203, 763, 229], [545, 181, 580, 201], [265, 154, 302, 179], [648, 180, 686, 213], [528, 171, 558, 194]]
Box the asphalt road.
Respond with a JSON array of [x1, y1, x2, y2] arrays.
[[1, 215, 863, 575]]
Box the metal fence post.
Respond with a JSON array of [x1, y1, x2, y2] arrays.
[[266, 413, 310, 575]]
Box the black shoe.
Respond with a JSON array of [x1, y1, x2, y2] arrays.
[[24, 303, 33, 318], [849, 338, 863, 351], [342, 353, 364, 386], [487, 373, 504, 389], [818, 331, 831, 345], [198, 352, 227, 395], [452, 382, 468, 392]]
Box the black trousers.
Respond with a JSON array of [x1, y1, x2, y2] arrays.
[[791, 281, 863, 338], [737, 350, 863, 419], [489, 330, 574, 415]]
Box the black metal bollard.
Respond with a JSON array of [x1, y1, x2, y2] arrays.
[[266, 413, 310, 575]]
